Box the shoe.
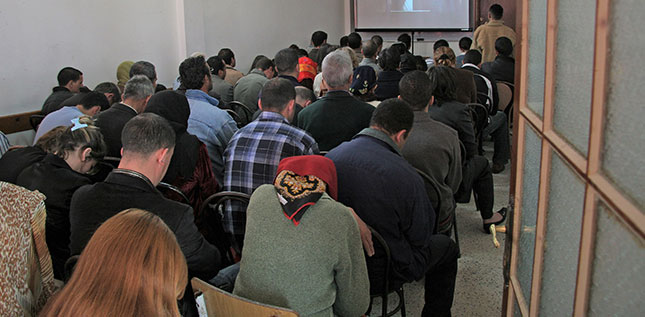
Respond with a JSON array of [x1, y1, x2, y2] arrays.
[[483, 207, 507, 234], [491, 163, 505, 174]]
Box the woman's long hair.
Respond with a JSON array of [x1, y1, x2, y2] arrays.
[[433, 46, 457, 67], [40, 209, 188, 317]]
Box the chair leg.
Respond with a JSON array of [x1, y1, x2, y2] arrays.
[[382, 294, 388, 317], [399, 289, 406, 317], [453, 216, 461, 258], [366, 297, 373, 315]]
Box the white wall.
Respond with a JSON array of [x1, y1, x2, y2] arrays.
[[191, 0, 347, 74], [0, 0, 183, 117]]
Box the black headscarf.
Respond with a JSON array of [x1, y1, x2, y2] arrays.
[[145, 91, 201, 180]]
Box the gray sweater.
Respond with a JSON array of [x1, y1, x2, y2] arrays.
[[234, 184, 370, 317]]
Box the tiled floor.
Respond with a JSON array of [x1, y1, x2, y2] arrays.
[[370, 145, 510, 316]]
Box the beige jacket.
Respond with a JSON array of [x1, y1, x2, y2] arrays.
[[471, 20, 517, 63]]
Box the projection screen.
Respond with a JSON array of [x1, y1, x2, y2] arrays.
[[354, 0, 470, 30]]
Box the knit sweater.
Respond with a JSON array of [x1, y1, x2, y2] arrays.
[[234, 184, 370, 317], [471, 20, 517, 63]]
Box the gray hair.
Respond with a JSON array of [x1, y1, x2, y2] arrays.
[[322, 50, 353, 89], [123, 75, 154, 101]]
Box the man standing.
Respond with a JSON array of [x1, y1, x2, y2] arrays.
[[69, 113, 221, 281], [297, 51, 374, 151], [399, 71, 462, 235], [34, 92, 109, 142], [218, 48, 244, 85], [471, 4, 517, 63], [42, 67, 83, 115], [95, 75, 154, 157], [180, 56, 238, 186], [233, 56, 274, 111], [327, 99, 459, 317], [223, 78, 318, 248]]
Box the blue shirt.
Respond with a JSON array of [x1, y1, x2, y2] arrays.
[[185, 89, 238, 185], [223, 111, 319, 234], [34, 106, 84, 144], [326, 128, 435, 282]]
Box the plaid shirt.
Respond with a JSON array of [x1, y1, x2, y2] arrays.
[[223, 111, 318, 234]]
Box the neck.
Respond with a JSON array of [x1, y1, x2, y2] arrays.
[[118, 157, 159, 186], [122, 98, 144, 113]]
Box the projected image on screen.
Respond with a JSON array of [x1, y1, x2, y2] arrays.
[[355, 0, 469, 30]]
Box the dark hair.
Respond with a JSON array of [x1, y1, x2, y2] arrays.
[[378, 47, 401, 71], [397, 33, 412, 50], [399, 70, 433, 111], [255, 56, 275, 71], [217, 48, 235, 65], [319, 44, 339, 64], [93, 82, 121, 104], [155, 83, 167, 92], [464, 49, 483, 65], [295, 86, 317, 104], [370, 98, 414, 137], [52, 116, 107, 161], [311, 31, 328, 47], [206, 55, 226, 75], [391, 42, 407, 55], [489, 4, 504, 20], [179, 56, 209, 90], [340, 36, 349, 47], [495, 36, 513, 56], [274, 48, 299, 74], [79, 91, 110, 111], [121, 113, 175, 156], [371, 35, 383, 47], [414, 55, 428, 72], [260, 78, 296, 111], [427, 66, 457, 104], [289, 44, 300, 50], [57, 67, 82, 86], [459, 37, 473, 51], [433, 39, 450, 51], [129, 61, 157, 83], [297, 49, 308, 58], [348, 32, 362, 49], [362, 40, 378, 58]]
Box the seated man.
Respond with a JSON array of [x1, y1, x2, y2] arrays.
[[456, 37, 472, 68], [218, 48, 244, 85], [462, 50, 510, 173], [427, 66, 507, 232], [233, 55, 274, 111], [234, 155, 369, 316], [34, 92, 109, 142], [482, 36, 515, 84], [358, 38, 382, 74], [399, 71, 463, 235], [69, 113, 221, 282], [95, 75, 154, 157], [223, 78, 319, 248], [180, 56, 238, 186], [207, 55, 234, 106], [297, 50, 374, 151], [42, 67, 83, 115], [327, 99, 459, 316]]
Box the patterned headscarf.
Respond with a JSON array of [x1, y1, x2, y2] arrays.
[[273, 155, 337, 226], [349, 65, 377, 96]]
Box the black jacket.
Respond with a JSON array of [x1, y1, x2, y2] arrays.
[[95, 103, 137, 157], [428, 100, 478, 160], [481, 56, 515, 84], [17, 154, 91, 279], [462, 65, 499, 114], [42, 87, 73, 115], [69, 169, 221, 280], [0, 146, 47, 184]]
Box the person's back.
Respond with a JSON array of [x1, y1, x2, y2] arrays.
[[42, 67, 83, 115], [35, 92, 109, 143], [471, 4, 517, 63], [481, 36, 516, 84], [233, 66, 271, 111]]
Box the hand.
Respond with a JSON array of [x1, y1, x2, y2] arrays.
[[349, 208, 374, 257]]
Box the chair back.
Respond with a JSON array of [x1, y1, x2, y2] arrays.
[[228, 101, 255, 127], [29, 115, 45, 131], [497, 82, 513, 112], [414, 168, 443, 234], [157, 182, 190, 205], [476, 92, 493, 114], [225, 109, 244, 128], [366, 226, 406, 317], [467, 103, 489, 138], [200, 191, 251, 263], [191, 277, 299, 317]]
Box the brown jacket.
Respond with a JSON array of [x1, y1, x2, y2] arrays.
[[471, 20, 517, 63], [224, 66, 244, 86]]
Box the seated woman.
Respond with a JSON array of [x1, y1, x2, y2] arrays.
[[375, 47, 404, 100], [234, 155, 370, 316], [16, 117, 106, 279], [433, 46, 478, 104], [144, 91, 218, 241], [40, 208, 188, 316]]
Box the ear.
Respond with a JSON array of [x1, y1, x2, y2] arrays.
[[144, 95, 152, 106], [258, 99, 264, 111], [286, 99, 295, 112], [304, 100, 312, 107], [104, 92, 114, 103], [91, 106, 101, 116], [394, 129, 407, 145], [347, 73, 353, 85], [80, 147, 92, 162], [428, 96, 435, 107], [120, 148, 124, 156], [157, 147, 170, 165], [397, 95, 402, 100]]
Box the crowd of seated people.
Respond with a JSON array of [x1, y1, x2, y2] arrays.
[[1, 6, 516, 314]]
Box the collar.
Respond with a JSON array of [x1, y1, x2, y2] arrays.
[[212, 75, 226, 83], [53, 86, 70, 92], [324, 90, 351, 97], [110, 168, 156, 190], [250, 68, 267, 77], [258, 110, 290, 124], [462, 63, 480, 70], [487, 20, 505, 27], [278, 74, 301, 86], [42, 153, 72, 169], [356, 127, 402, 156], [185, 89, 220, 107], [226, 66, 237, 71], [361, 57, 377, 64], [119, 102, 138, 114]]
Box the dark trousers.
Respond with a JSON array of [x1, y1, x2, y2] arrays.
[[483, 112, 510, 165], [422, 234, 459, 317], [457, 155, 494, 220]]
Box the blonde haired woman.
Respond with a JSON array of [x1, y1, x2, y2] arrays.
[[433, 46, 477, 104], [40, 208, 188, 317]]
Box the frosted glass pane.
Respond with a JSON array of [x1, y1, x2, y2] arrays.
[[538, 153, 585, 315], [514, 295, 523, 317], [552, 0, 596, 156], [517, 125, 542, 301], [588, 202, 645, 316], [601, 0, 645, 210], [526, 0, 547, 116]]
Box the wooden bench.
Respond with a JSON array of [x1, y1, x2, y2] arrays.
[[0, 110, 41, 134]]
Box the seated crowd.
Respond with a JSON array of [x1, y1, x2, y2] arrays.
[[1, 6, 515, 315]]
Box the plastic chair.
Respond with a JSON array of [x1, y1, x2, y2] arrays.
[[200, 191, 251, 263], [191, 277, 299, 317], [366, 227, 406, 317]]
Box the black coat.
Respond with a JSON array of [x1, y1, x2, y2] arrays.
[[42, 87, 73, 115], [428, 100, 478, 160], [95, 103, 137, 157], [69, 169, 221, 280], [481, 56, 515, 84], [16, 154, 91, 279], [462, 65, 499, 113], [0, 146, 47, 184]]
